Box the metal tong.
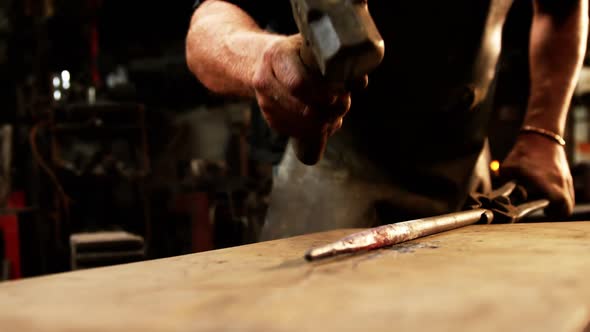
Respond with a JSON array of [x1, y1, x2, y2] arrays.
[[304, 181, 550, 261]]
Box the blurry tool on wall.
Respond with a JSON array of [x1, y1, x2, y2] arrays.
[[29, 101, 151, 270]]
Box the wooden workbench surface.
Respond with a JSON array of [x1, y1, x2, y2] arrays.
[[1, 222, 590, 332]]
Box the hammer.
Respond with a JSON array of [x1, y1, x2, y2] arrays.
[[289, 0, 385, 165]]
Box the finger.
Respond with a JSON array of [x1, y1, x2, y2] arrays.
[[540, 180, 573, 218], [256, 90, 308, 138], [500, 165, 568, 217], [256, 59, 349, 140], [267, 72, 349, 130], [497, 164, 530, 191], [329, 117, 344, 136], [566, 175, 575, 215], [311, 93, 351, 123], [568, 174, 575, 206], [548, 174, 575, 217], [345, 75, 369, 92], [258, 89, 334, 139], [544, 197, 570, 219], [263, 104, 307, 137], [500, 164, 550, 199]]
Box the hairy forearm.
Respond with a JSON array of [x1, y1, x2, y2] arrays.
[[525, 0, 588, 135], [185, 0, 282, 97]]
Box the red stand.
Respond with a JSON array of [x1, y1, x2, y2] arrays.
[[0, 191, 25, 279], [173, 192, 213, 253]]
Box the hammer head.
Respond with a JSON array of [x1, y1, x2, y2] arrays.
[[290, 0, 385, 83]]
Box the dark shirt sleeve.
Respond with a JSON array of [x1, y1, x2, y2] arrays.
[[193, 0, 296, 34]]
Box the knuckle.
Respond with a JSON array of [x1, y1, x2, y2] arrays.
[[298, 104, 313, 120], [341, 94, 352, 111], [252, 72, 268, 92], [286, 73, 306, 94], [262, 42, 278, 62], [328, 94, 352, 116]]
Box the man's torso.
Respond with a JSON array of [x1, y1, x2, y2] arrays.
[[202, 0, 518, 239]]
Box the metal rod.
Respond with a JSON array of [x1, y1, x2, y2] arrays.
[[305, 208, 493, 261]]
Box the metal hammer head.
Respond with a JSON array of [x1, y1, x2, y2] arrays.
[[290, 0, 385, 82]]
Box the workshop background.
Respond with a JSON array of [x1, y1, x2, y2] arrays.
[[0, 0, 589, 281]]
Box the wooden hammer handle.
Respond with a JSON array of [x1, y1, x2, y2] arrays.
[[293, 42, 329, 165], [293, 131, 329, 165]]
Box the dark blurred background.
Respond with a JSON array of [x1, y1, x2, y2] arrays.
[[0, 0, 589, 281], [0, 0, 275, 280]]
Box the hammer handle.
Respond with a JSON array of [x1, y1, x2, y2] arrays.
[[293, 131, 329, 166], [293, 41, 329, 165]]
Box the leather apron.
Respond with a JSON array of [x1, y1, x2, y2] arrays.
[[259, 0, 514, 241]]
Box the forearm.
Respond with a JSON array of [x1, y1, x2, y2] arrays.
[[185, 0, 283, 97], [525, 0, 588, 135]]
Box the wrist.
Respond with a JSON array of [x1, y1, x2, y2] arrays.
[[523, 103, 568, 138], [227, 31, 285, 95], [518, 125, 566, 147], [250, 33, 289, 79]]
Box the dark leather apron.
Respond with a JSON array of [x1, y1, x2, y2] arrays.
[[259, 0, 514, 241]]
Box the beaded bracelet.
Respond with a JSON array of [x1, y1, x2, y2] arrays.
[[520, 125, 566, 146]]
